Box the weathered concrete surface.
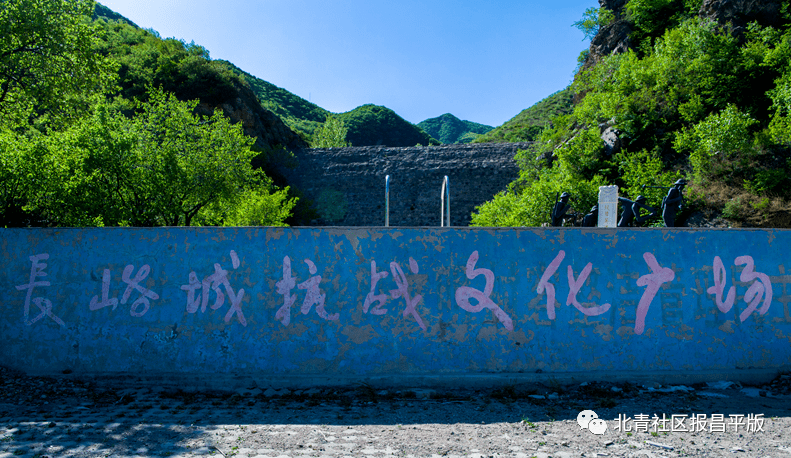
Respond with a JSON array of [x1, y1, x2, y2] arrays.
[[1, 227, 790, 388]]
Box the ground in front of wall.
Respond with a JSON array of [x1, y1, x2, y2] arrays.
[[0, 368, 790, 458]]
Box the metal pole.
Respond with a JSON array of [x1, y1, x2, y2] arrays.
[[441, 175, 450, 227], [385, 175, 390, 227]]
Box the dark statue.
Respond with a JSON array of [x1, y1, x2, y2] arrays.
[[550, 192, 573, 227], [582, 204, 598, 227], [661, 179, 686, 227], [618, 195, 657, 227]]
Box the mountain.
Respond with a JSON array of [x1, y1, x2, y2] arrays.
[[92, 6, 307, 152], [218, 60, 330, 140], [471, 0, 791, 229], [473, 87, 574, 143], [338, 104, 439, 147], [93, 3, 138, 27], [94, 4, 435, 149], [417, 114, 493, 144], [222, 65, 438, 146]]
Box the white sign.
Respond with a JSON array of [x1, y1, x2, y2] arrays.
[[598, 186, 618, 228]]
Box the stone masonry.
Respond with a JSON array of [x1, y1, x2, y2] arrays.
[[278, 143, 530, 226]]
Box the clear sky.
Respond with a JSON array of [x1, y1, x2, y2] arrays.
[[97, 0, 598, 127]]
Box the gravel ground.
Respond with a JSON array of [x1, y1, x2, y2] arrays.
[[1, 367, 790, 458]]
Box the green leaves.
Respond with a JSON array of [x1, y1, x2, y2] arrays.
[[471, 163, 606, 227], [616, 149, 683, 203], [0, 0, 117, 127], [474, 88, 574, 144], [476, 2, 791, 226], [674, 104, 758, 182], [310, 115, 351, 148], [573, 7, 615, 41], [9, 89, 295, 227], [336, 104, 438, 147]]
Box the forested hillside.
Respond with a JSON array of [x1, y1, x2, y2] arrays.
[[417, 114, 493, 144], [338, 105, 439, 147], [219, 60, 330, 141], [473, 88, 574, 143], [96, 4, 435, 150], [91, 10, 306, 151], [0, 0, 297, 228], [471, 0, 791, 228]]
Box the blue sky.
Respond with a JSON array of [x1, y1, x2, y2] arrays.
[[98, 0, 598, 127]]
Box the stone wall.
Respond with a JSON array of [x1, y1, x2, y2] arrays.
[[277, 143, 529, 226]]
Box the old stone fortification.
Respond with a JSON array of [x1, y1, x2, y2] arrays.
[[278, 143, 530, 226]]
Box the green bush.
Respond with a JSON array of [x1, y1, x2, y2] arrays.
[[471, 167, 606, 227], [674, 105, 758, 182]]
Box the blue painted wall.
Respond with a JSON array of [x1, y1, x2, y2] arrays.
[[1, 227, 789, 381]]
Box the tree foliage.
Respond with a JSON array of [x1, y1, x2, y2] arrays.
[[0, 1, 296, 227], [573, 7, 615, 41], [473, 2, 791, 227], [473, 88, 574, 144], [10, 89, 294, 227], [0, 0, 116, 127], [219, 60, 330, 140], [310, 114, 350, 148]]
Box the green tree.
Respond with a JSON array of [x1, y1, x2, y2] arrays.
[[573, 7, 615, 41], [674, 104, 758, 182], [310, 114, 350, 147], [23, 89, 295, 227], [470, 155, 606, 227], [0, 0, 116, 127], [0, 127, 46, 226], [202, 186, 296, 227]]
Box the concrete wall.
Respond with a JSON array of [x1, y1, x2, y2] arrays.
[[1, 227, 790, 389], [277, 143, 526, 227]]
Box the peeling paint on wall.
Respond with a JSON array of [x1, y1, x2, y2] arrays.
[[1, 227, 790, 379]]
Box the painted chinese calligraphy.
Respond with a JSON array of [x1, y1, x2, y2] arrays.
[[15, 254, 65, 327], [389, 258, 426, 331], [455, 251, 513, 330], [537, 251, 565, 320], [298, 259, 339, 322], [360, 257, 427, 330], [707, 255, 772, 322], [362, 260, 389, 316], [275, 256, 339, 326], [275, 256, 298, 326], [566, 263, 611, 317], [12, 246, 781, 337], [536, 250, 610, 320], [635, 253, 674, 335], [181, 250, 247, 326], [90, 264, 159, 317]]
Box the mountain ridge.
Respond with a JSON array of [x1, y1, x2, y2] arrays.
[[473, 87, 574, 144], [417, 114, 493, 144]]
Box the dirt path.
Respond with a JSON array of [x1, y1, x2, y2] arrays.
[[1, 367, 789, 457]]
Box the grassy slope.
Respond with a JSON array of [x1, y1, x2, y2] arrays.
[[473, 87, 574, 143]]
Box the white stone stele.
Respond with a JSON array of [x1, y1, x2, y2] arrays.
[[598, 185, 619, 228]]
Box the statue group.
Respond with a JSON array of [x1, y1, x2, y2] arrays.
[[549, 179, 686, 228]]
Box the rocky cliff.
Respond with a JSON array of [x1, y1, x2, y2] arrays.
[[585, 0, 783, 69], [195, 78, 308, 152]]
